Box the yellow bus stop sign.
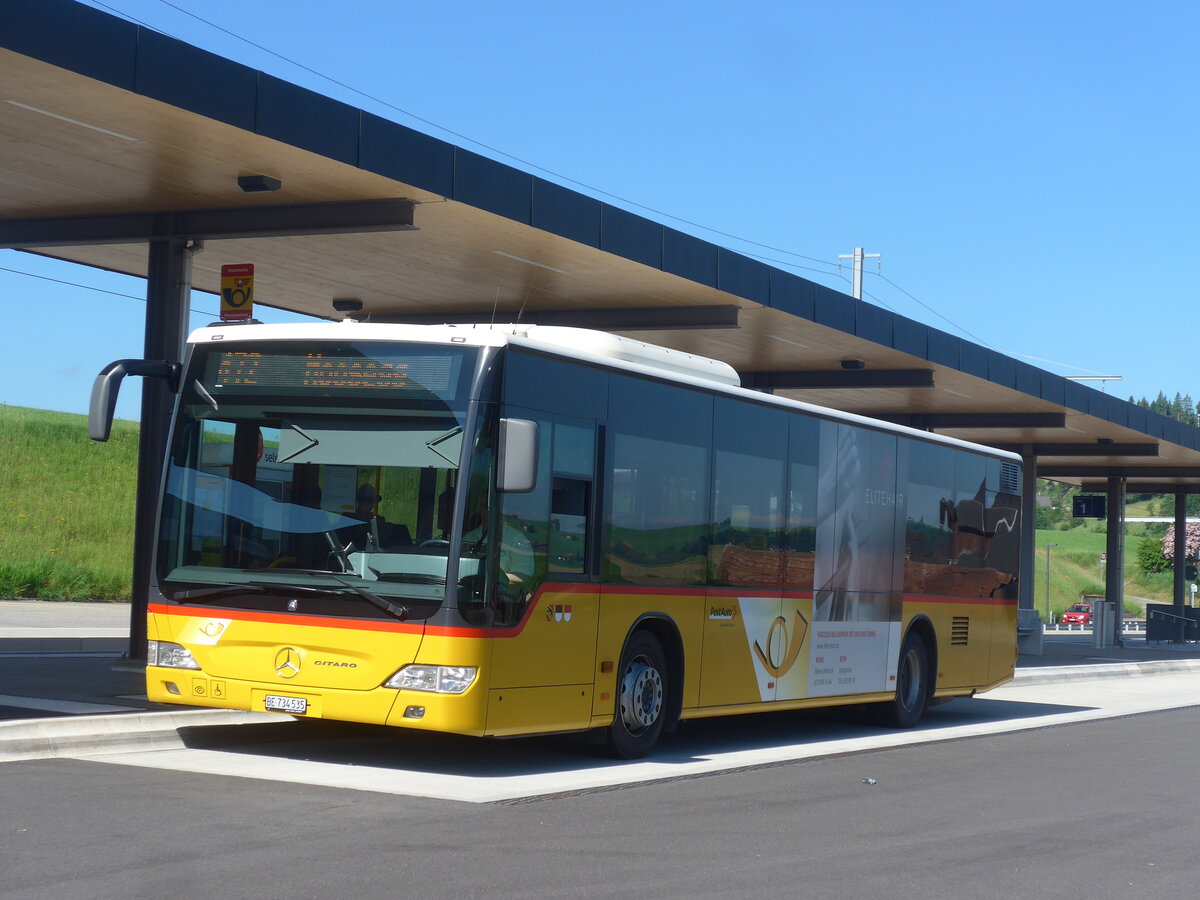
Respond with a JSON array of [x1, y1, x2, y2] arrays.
[[221, 264, 254, 321]]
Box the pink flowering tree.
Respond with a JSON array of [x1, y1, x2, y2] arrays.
[[1162, 522, 1200, 561]]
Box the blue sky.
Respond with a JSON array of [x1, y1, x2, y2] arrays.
[[5, 0, 1199, 420]]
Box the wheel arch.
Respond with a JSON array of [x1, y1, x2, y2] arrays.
[[904, 614, 938, 700], [623, 613, 685, 733]]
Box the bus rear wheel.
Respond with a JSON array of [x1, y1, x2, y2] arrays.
[[606, 631, 668, 759], [875, 630, 929, 728]]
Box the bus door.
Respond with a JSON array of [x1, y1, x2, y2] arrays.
[[485, 413, 600, 734], [700, 398, 791, 708]]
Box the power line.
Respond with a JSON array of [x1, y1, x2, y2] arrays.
[[873, 271, 992, 347], [79, 2, 1075, 368], [0, 263, 211, 319], [89, 0, 842, 276]]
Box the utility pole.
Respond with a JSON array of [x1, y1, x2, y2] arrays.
[[837, 247, 881, 299]]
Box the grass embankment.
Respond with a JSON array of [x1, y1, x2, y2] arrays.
[[1034, 525, 1172, 619], [0, 405, 137, 601]]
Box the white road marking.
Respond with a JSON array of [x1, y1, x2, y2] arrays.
[[75, 673, 1200, 804]]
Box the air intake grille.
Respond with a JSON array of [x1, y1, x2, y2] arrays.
[[951, 616, 970, 646], [1000, 463, 1021, 495]]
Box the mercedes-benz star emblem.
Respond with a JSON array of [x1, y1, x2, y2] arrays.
[[274, 647, 301, 679]]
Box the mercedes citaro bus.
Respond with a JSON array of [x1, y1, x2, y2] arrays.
[[90, 321, 1023, 757]]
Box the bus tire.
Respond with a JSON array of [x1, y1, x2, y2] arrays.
[[876, 629, 930, 728], [606, 630, 668, 759]]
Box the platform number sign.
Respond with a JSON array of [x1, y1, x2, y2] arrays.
[[1072, 495, 1107, 519], [220, 264, 254, 321]]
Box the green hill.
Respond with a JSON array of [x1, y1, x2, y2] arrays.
[[0, 404, 138, 600]]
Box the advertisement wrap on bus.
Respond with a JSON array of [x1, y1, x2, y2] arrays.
[[90, 321, 1022, 757]]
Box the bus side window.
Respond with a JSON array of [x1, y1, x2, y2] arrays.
[[550, 477, 590, 576]]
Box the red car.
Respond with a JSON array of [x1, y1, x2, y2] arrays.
[[1061, 603, 1093, 625]]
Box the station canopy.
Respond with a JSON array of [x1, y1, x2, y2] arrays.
[[4, 0, 1200, 497]]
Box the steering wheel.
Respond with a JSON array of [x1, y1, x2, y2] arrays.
[[419, 539, 451, 550]]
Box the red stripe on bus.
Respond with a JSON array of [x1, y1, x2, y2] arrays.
[[150, 584, 1016, 638], [902, 594, 1018, 607]]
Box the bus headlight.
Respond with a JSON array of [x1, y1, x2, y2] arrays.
[[384, 665, 477, 694], [147, 640, 201, 670]]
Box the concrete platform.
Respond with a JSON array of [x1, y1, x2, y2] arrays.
[[5, 600, 1200, 763]]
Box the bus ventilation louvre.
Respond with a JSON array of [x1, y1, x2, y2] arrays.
[[951, 617, 970, 646], [1000, 463, 1021, 495]]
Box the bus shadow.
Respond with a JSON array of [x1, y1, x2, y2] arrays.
[[176, 694, 1093, 780]]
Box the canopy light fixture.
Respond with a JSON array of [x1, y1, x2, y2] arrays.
[[238, 174, 282, 193], [840, 359, 866, 370], [332, 298, 363, 313]]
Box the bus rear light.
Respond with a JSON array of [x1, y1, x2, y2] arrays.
[[147, 640, 201, 670], [385, 665, 477, 694]]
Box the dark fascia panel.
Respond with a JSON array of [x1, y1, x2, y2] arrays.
[[769, 269, 815, 320], [1127, 404, 1148, 435], [601, 204, 662, 269], [454, 149, 532, 224], [532, 178, 600, 247], [987, 350, 1017, 390], [926, 330, 961, 369], [2, 0, 137, 89], [1086, 387, 1109, 419], [1063, 379, 1093, 414], [891, 315, 928, 359], [958, 342, 989, 379], [1157, 416, 1176, 444], [855, 303, 894, 348], [257, 74, 360, 167], [1106, 394, 1129, 429], [1014, 360, 1041, 397], [1039, 374, 1066, 407], [136, 30, 258, 132], [663, 229, 717, 288], [361, 113, 454, 198], [717, 249, 770, 305], [813, 283, 855, 333]]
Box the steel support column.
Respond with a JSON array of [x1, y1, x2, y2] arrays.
[[1016, 449, 1042, 654], [1018, 450, 1038, 611], [128, 237, 194, 658], [1174, 489, 1187, 641], [1104, 476, 1126, 648]]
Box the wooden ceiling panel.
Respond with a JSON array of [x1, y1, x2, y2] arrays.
[[6, 38, 1200, 488]]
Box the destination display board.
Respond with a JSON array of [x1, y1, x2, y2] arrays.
[[200, 344, 474, 403]]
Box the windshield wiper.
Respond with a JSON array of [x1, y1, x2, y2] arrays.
[[247, 576, 411, 621], [173, 584, 267, 603]]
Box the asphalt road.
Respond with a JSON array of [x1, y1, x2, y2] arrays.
[[3, 703, 1197, 900]]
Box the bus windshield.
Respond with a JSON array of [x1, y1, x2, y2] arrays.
[[156, 340, 482, 615]]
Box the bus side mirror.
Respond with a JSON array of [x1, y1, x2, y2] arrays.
[[497, 418, 538, 493], [88, 359, 181, 442]]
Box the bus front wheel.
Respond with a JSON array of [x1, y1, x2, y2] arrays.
[[876, 630, 930, 728], [606, 631, 668, 759]]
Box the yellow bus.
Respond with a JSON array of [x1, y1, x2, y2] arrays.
[[91, 322, 1022, 757]]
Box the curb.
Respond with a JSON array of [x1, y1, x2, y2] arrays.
[[1013, 658, 1200, 686], [0, 632, 129, 653], [0, 708, 282, 762]]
